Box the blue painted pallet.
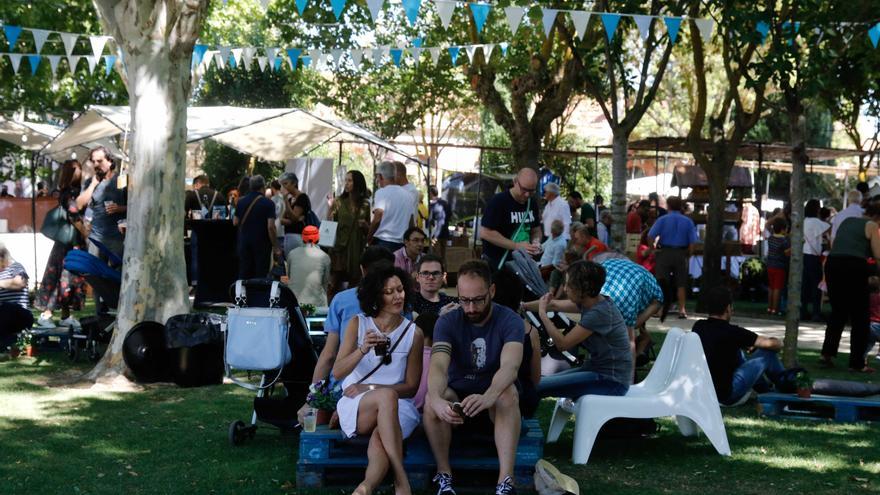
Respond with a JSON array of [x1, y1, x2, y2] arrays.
[[758, 393, 880, 422], [296, 418, 543, 492]]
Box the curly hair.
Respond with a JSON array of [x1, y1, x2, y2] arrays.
[[357, 262, 414, 317], [565, 260, 605, 299]]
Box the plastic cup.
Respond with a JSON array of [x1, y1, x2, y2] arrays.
[[303, 408, 317, 432]]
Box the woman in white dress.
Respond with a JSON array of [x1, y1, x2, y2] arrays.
[[333, 263, 424, 495]]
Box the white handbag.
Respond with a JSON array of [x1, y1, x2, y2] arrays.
[[225, 281, 292, 372]]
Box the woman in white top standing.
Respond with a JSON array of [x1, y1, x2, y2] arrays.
[[802, 199, 830, 321], [333, 262, 424, 495]]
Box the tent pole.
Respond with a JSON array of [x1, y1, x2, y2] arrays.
[[475, 149, 483, 247], [31, 151, 37, 292]]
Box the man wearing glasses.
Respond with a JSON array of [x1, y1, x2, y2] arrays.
[[424, 260, 524, 495], [412, 254, 457, 317], [480, 168, 543, 271]]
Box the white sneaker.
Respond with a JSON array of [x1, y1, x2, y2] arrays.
[[59, 317, 81, 329], [36, 316, 55, 328]]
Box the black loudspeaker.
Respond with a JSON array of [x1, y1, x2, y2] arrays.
[[122, 321, 171, 383]]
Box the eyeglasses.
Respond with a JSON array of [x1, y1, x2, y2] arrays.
[[459, 293, 489, 307], [419, 270, 443, 279], [516, 180, 536, 194]]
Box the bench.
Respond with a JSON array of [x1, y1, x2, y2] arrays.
[[758, 393, 880, 422], [296, 418, 544, 492]]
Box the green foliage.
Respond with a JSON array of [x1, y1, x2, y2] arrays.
[[201, 141, 278, 195]]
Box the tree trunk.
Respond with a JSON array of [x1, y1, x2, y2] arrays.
[[87, 0, 206, 382], [783, 91, 807, 367], [700, 157, 733, 301], [609, 130, 629, 252], [510, 127, 541, 171]]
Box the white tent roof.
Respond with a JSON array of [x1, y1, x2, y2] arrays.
[[0, 116, 120, 162], [44, 105, 420, 163]]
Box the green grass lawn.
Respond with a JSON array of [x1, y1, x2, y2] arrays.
[[0, 335, 878, 494]]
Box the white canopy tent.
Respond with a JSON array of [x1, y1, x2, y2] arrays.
[[0, 116, 121, 163], [43, 105, 421, 164]]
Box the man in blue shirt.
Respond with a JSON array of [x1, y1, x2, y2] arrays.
[[647, 196, 698, 319]]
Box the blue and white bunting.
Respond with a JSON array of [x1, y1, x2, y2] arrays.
[[60, 32, 78, 56], [7, 53, 22, 73], [4, 26, 22, 51], [632, 15, 652, 41], [870, 23, 880, 48], [330, 0, 347, 21], [664, 17, 682, 44], [504, 6, 526, 36], [389, 48, 403, 66], [428, 47, 441, 64], [31, 29, 51, 54], [47, 55, 61, 75], [300, 56, 312, 68], [470, 3, 491, 35], [104, 55, 116, 76], [693, 18, 714, 42], [287, 48, 301, 69], [367, 0, 384, 22], [436, 0, 456, 29], [756, 21, 769, 44], [448, 46, 460, 66], [401, 0, 421, 27], [90, 35, 110, 60], [542, 9, 558, 37], [27, 54, 40, 75], [569, 11, 590, 40], [600, 13, 621, 42], [193, 44, 208, 67], [295, 0, 308, 15], [499, 42, 509, 56]]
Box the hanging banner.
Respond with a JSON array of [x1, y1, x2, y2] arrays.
[[256, 56, 268, 72], [756, 21, 769, 44], [89, 35, 110, 60], [470, 3, 491, 35], [104, 54, 117, 76], [448, 46, 460, 66], [569, 11, 591, 40], [664, 17, 682, 44], [428, 47, 441, 64], [7, 53, 22, 73], [287, 48, 301, 69], [401, 0, 421, 27], [3, 26, 22, 51], [410, 46, 423, 64], [367, 0, 384, 22], [295, 0, 308, 15], [389, 48, 404, 66], [27, 54, 41, 75], [60, 32, 78, 56], [693, 18, 714, 42], [632, 15, 652, 41], [330, 48, 343, 65], [870, 23, 880, 48], [85, 55, 97, 74], [600, 13, 621, 42], [193, 44, 208, 67], [330, 0, 347, 20], [464, 45, 478, 62], [542, 9, 558, 37], [499, 42, 509, 56], [67, 55, 81, 72], [47, 54, 61, 75], [504, 6, 526, 35], [483, 43, 495, 59], [350, 48, 364, 66], [435, 0, 456, 29]]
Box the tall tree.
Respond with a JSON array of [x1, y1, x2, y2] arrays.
[[685, 1, 774, 297], [86, 0, 207, 380], [576, 0, 690, 251]]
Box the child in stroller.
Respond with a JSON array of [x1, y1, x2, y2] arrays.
[[226, 279, 319, 445]]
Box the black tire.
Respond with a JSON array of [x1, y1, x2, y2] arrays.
[[67, 338, 79, 362], [228, 420, 246, 446]]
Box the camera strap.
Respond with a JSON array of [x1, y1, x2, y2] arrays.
[[356, 321, 414, 385]]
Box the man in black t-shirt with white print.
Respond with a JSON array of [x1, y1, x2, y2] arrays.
[[479, 168, 543, 271]]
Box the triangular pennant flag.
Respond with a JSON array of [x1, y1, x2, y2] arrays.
[[7, 54, 22, 73], [755, 21, 769, 44], [664, 17, 682, 44], [27, 55, 41, 75], [632, 15, 652, 41], [89, 35, 109, 60], [85, 55, 97, 74], [273, 56, 283, 71], [401, 0, 421, 27], [483, 43, 494, 59], [541, 9, 559, 37], [410, 46, 422, 65], [31, 29, 52, 54], [330, 49, 343, 65], [448, 46, 460, 66], [782, 21, 800, 45], [428, 47, 441, 64], [218, 46, 232, 65], [569, 11, 591, 40], [286, 48, 301, 69], [469, 3, 491, 35], [330, 0, 347, 20], [367, 0, 384, 22], [870, 23, 880, 48], [60, 32, 78, 56], [104, 55, 116, 76], [309, 49, 322, 68], [435, 0, 456, 29], [192, 44, 208, 67], [66, 55, 81, 72], [350, 48, 363, 66], [3, 26, 22, 51], [295, 0, 308, 15], [47, 55, 61, 75], [266, 47, 279, 68], [600, 13, 621, 42], [499, 42, 509, 56], [231, 48, 243, 67], [465, 45, 478, 62], [301, 56, 312, 68], [504, 6, 526, 35], [256, 56, 268, 72], [241, 47, 255, 70], [389, 48, 404, 66], [693, 18, 714, 42], [411, 37, 423, 48], [213, 52, 226, 70]]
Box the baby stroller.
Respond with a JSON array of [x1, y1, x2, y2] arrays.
[[225, 279, 318, 446], [62, 242, 120, 361], [503, 250, 582, 367]]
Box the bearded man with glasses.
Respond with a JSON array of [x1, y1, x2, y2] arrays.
[[424, 260, 524, 495]]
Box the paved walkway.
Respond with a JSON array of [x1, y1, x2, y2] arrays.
[[647, 313, 839, 351]]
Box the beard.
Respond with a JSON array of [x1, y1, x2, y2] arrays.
[[464, 303, 492, 324], [95, 167, 108, 180]]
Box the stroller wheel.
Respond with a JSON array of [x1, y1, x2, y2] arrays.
[[228, 420, 248, 446], [67, 338, 79, 362]]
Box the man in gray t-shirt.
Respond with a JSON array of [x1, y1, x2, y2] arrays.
[[77, 147, 127, 259]]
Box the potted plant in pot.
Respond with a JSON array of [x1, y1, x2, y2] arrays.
[[306, 378, 342, 426], [795, 371, 813, 399], [14, 333, 33, 358], [300, 303, 316, 318]]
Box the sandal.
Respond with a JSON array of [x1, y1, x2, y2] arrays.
[[849, 366, 876, 374], [677, 312, 687, 319]]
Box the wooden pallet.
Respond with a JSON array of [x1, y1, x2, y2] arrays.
[[297, 418, 544, 492], [758, 393, 880, 422]]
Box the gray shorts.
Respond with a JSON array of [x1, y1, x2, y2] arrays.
[[655, 247, 689, 288]]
